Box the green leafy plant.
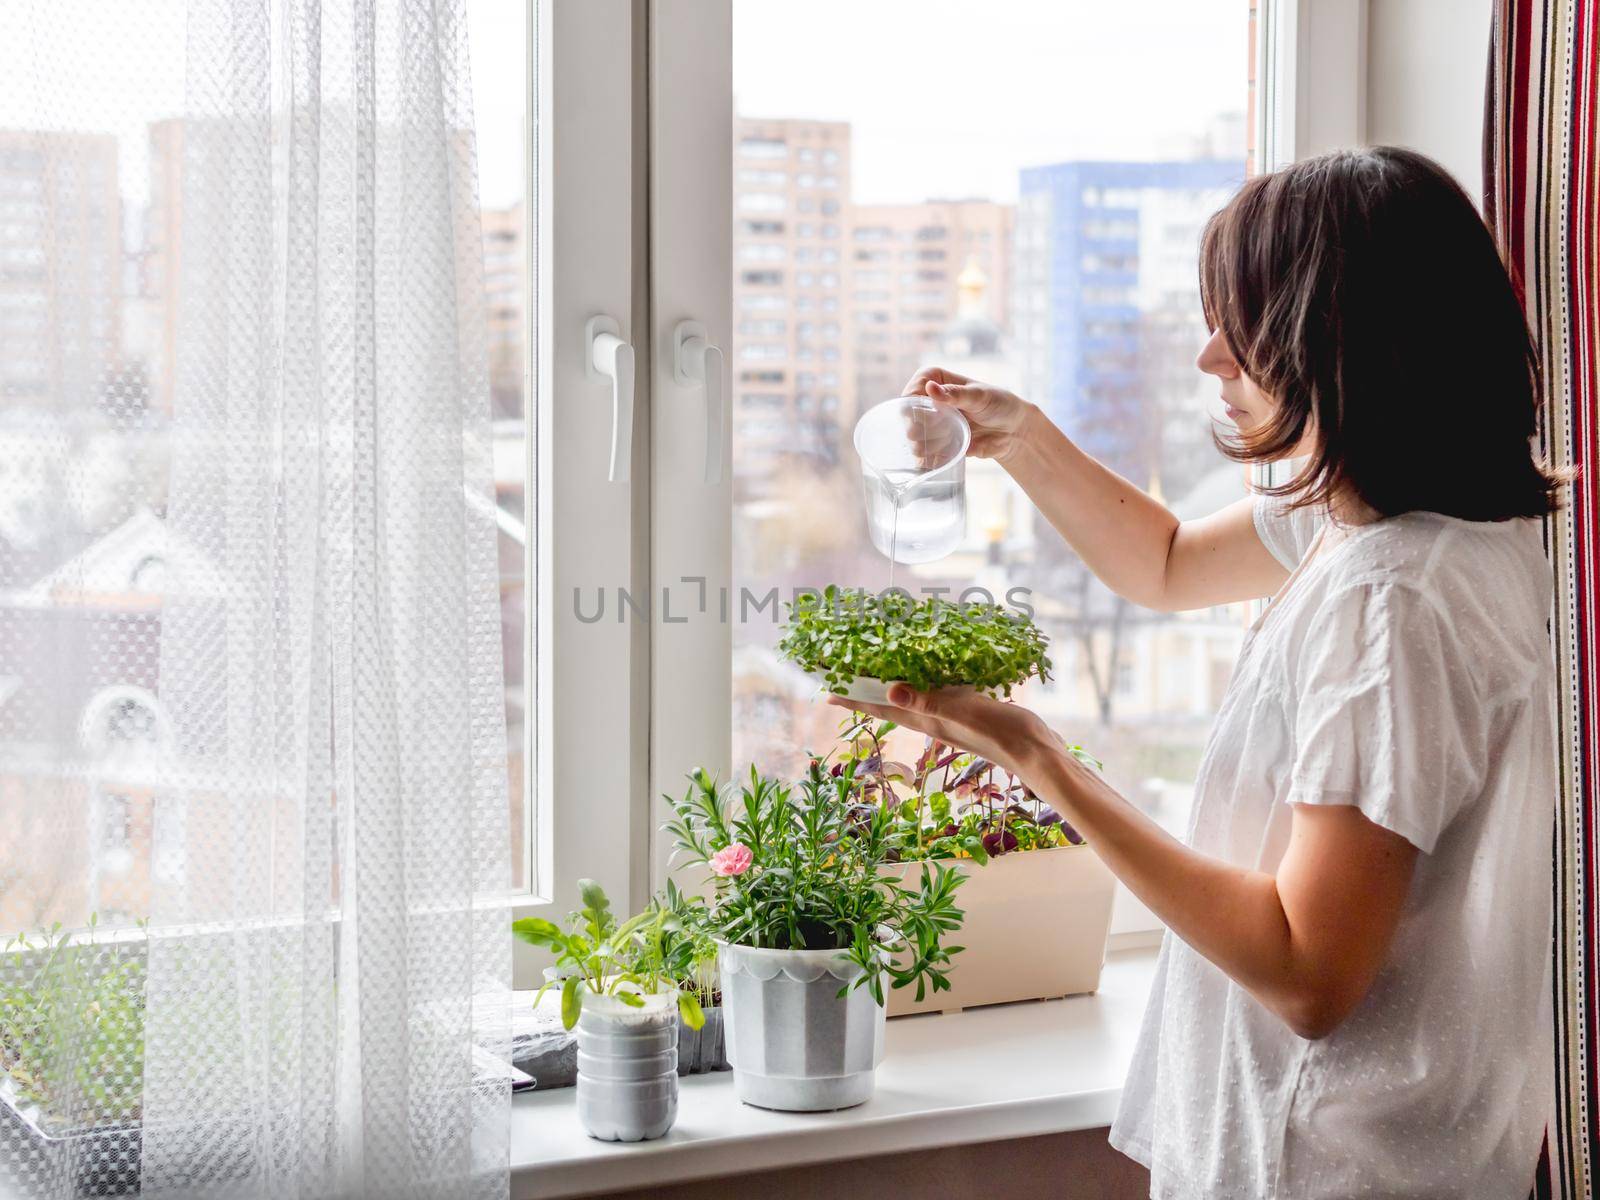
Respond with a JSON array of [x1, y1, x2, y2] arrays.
[[513, 880, 706, 1032], [649, 880, 720, 1005], [777, 586, 1052, 696], [833, 713, 1098, 863], [663, 763, 967, 1006], [0, 915, 147, 1132]]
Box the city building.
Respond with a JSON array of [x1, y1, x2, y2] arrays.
[[901, 258, 1031, 592], [0, 130, 123, 414], [848, 198, 1013, 413], [731, 117, 853, 477], [1014, 159, 1244, 499], [137, 118, 184, 415], [481, 202, 527, 421]]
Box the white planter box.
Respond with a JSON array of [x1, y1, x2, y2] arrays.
[[887, 844, 1116, 1017]]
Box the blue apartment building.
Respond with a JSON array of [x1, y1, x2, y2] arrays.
[[1015, 160, 1245, 484]]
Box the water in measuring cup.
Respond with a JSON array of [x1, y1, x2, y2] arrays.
[[864, 466, 966, 579]]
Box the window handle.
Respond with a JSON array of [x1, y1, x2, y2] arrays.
[[586, 315, 634, 483], [672, 320, 725, 485]]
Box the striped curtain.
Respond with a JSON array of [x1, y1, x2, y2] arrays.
[[1485, 2, 1600, 1197]]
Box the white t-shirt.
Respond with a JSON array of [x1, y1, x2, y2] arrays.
[[1109, 497, 1556, 1199]]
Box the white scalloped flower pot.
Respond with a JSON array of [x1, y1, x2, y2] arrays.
[[717, 941, 886, 1112], [574, 988, 679, 1142]]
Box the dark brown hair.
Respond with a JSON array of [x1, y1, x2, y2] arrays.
[[1199, 145, 1562, 519]]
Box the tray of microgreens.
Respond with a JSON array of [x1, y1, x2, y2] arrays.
[[777, 586, 1051, 702], [831, 713, 1098, 863]]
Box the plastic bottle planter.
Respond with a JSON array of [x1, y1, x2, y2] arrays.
[[718, 942, 886, 1112], [574, 989, 679, 1142]]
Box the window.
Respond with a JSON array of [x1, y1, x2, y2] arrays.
[[0, 0, 545, 928], [470, 0, 533, 895], [739, 192, 786, 213], [717, 0, 1250, 939], [740, 137, 788, 159], [739, 343, 788, 360], [739, 318, 787, 335]]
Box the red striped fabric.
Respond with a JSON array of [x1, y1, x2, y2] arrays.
[[1487, 3, 1600, 1197]]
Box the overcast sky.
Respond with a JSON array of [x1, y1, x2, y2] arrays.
[[0, 1, 1245, 215], [731, 0, 1247, 205], [471, 0, 1247, 211]]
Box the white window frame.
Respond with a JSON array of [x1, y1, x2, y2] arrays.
[[647, 0, 734, 891], [520, 0, 1369, 978], [633, 0, 1364, 881], [514, 0, 653, 985], [1259, 0, 1369, 167]]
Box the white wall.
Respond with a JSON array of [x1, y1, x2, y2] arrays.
[[1364, 0, 1494, 200]]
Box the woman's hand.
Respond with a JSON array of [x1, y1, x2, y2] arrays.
[[825, 683, 1064, 784], [902, 367, 1038, 465]]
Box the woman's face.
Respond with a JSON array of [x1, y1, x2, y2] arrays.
[[1196, 326, 1313, 459]]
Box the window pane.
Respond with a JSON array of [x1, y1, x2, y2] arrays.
[[730, 1, 1249, 849], [468, 0, 532, 893], [0, 1, 533, 932]]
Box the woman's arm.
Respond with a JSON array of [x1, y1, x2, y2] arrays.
[[1024, 732, 1417, 1039], [832, 687, 1419, 1040], [906, 369, 1289, 612]]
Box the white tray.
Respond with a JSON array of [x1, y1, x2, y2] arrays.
[[806, 674, 896, 706]]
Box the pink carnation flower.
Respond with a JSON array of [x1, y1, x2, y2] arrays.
[[709, 843, 753, 878]]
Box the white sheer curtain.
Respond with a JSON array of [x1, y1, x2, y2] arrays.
[[0, 3, 511, 1198]]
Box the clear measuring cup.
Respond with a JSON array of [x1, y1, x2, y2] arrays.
[[853, 396, 970, 564]]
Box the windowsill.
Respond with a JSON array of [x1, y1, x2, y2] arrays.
[[510, 945, 1158, 1200]]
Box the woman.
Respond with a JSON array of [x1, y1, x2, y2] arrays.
[[834, 146, 1561, 1198]]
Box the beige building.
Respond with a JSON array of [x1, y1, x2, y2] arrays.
[[848, 199, 1013, 415], [136, 119, 184, 415], [731, 118, 853, 478], [0, 130, 123, 412], [481, 202, 527, 420]]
